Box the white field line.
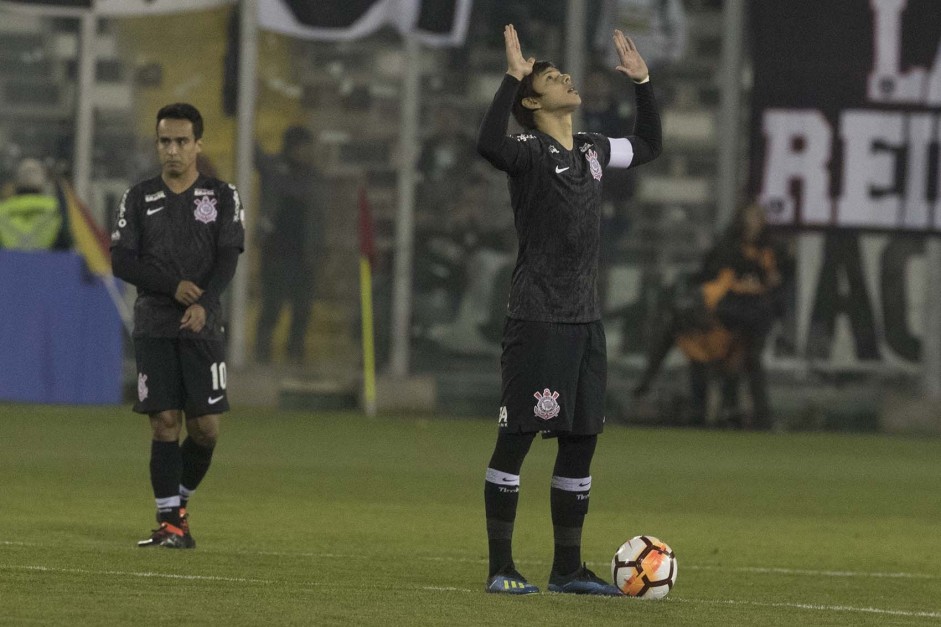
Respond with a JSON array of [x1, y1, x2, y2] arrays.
[[5, 542, 937, 581], [4, 565, 274, 585], [4, 547, 941, 617], [3, 563, 939, 617], [0, 563, 469, 594], [683, 564, 940, 580], [675, 598, 941, 620], [245, 550, 941, 581]]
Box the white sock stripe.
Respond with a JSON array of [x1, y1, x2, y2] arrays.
[[485, 468, 520, 486], [155, 495, 181, 509], [551, 475, 591, 492], [179, 485, 194, 499]]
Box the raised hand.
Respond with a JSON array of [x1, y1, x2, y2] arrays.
[[613, 30, 649, 82], [504, 24, 535, 81]]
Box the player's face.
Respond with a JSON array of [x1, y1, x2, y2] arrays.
[[532, 67, 581, 112], [156, 118, 202, 178]]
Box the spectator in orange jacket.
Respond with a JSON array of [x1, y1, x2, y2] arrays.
[[634, 201, 792, 428]]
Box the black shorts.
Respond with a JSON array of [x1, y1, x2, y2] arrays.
[[133, 337, 230, 417], [499, 318, 607, 436]]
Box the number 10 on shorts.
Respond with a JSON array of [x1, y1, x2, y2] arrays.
[[210, 362, 227, 390]]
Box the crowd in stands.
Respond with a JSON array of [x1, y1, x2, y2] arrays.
[[1, 0, 783, 427], [0, 157, 70, 251]]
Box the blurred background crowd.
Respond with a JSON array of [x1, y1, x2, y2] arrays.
[[2, 0, 938, 433]]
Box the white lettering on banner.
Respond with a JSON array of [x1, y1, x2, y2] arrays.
[[760, 110, 940, 230], [868, 0, 941, 105], [792, 233, 925, 369], [905, 114, 936, 230], [759, 0, 941, 231], [837, 111, 904, 229], [760, 111, 833, 226]]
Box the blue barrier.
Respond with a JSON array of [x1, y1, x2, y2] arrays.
[[0, 250, 123, 405]]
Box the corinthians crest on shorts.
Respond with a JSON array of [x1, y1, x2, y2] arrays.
[[138, 373, 148, 402], [533, 388, 561, 420], [193, 196, 218, 224]]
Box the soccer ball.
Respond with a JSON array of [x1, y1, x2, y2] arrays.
[[610, 535, 677, 599]]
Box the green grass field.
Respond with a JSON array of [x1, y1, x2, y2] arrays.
[[1, 404, 940, 625]]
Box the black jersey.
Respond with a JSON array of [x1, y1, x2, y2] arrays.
[[505, 129, 611, 322], [111, 175, 245, 340], [477, 75, 661, 323]]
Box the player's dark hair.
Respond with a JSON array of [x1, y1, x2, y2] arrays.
[[156, 103, 204, 140], [512, 61, 556, 130]]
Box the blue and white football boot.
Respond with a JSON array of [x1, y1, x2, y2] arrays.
[[548, 563, 623, 596], [486, 567, 540, 595]]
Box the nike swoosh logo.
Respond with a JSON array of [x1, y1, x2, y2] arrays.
[[578, 482, 590, 487], [555, 166, 569, 173], [208, 395, 224, 405], [146, 206, 165, 216]]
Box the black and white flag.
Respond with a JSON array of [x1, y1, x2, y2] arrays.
[[0, 0, 234, 15], [259, 0, 472, 47], [2, 0, 472, 47]]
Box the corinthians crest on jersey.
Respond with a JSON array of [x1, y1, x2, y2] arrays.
[[194, 195, 218, 224], [585, 148, 603, 181]]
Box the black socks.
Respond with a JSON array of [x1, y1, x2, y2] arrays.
[[180, 437, 215, 507], [150, 440, 182, 524]]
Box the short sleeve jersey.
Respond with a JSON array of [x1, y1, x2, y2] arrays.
[[503, 130, 612, 322], [110, 175, 245, 340]]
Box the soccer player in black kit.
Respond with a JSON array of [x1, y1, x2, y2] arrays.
[[111, 103, 244, 548], [478, 26, 661, 594]]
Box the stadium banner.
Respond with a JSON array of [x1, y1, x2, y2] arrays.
[[258, 0, 473, 47], [95, 0, 233, 15], [605, 230, 928, 370], [0, 250, 123, 404], [749, 0, 941, 233], [0, 0, 90, 16], [787, 232, 928, 369], [0, 0, 233, 15]]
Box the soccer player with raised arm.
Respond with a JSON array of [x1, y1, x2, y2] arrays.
[[111, 103, 244, 548], [477, 25, 662, 594]]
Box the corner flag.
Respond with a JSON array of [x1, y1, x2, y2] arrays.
[[56, 178, 133, 335], [358, 185, 378, 416]]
